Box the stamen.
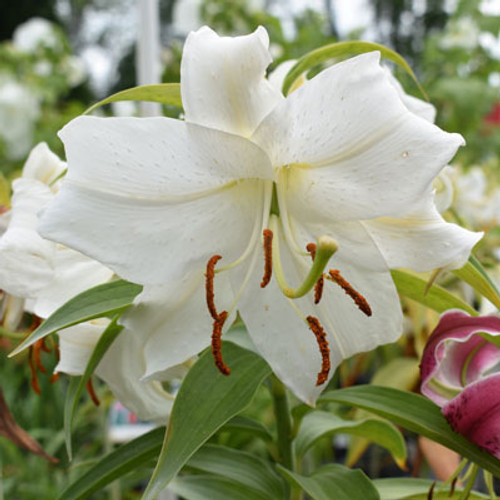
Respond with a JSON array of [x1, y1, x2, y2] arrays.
[[327, 270, 372, 317], [205, 255, 222, 320], [306, 243, 324, 304], [211, 311, 230, 376], [261, 229, 273, 288], [28, 347, 41, 395], [306, 316, 331, 386], [33, 339, 47, 374], [86, 378, 100, 406], [50, 373, 60, 384]]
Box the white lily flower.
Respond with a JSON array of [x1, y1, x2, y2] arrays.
[[40, 26, 482, 404]]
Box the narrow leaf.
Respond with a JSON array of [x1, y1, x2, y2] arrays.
[[295, 411, 406, 469], [64, 317, 123, 460], [85, 83, 182, 114], [143, 342, 271, 499], [10, 280, 142, 356], [58, 427, 164, 500], [282, 41, 427, 99], [453, 256, 500, 310], [278, 463, 380, 500], [187, 445, 285, 500], [321, 386, 500, 477], [391, 269, 477, 316], [169, 475, 264, 500]]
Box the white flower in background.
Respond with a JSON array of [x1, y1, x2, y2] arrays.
[[439, 17, 480, 51], [0, 77, 40, 160], [40, 26, 481, 404], [12, 17, 61, 53], [61, 56, 87, 88], [0, 143, 173, 420]]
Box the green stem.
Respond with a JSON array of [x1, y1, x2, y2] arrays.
[[0, 326, 25, 340], [459, 464, 479, 500], [271, 376, 301, 500]]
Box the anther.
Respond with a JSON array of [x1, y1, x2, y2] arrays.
[[328, 270, 372, 317], [306, 243, 324, 304], [28, 346, 41, 395], [33, 339, 47, 374], [211, 311, 230, 376], [261, 229, 273, 288], [306, 316, 331, 386], [86, 378, 100, 406], [205, 255, 222, 320]]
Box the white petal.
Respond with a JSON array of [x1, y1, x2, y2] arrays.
[[22, 142, 66, 186], [33, 246, 113, 318], [181, 26, 282, 136], [96, 328, 173, 422], [121, 269, 236, 381], [56, 319, 108, 375], [0, 179, 55, 297], [254, 52, 464, 221], [362, 191, 483, 272], [40, 116, 271, 285], [267, 60, 297, 94]]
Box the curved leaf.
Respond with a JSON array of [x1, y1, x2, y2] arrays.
[[187, 444, 285, 500], [223, 415, 273, 442], [278, 464, 380, 500], [142, 342, 271, 499], [282, 41, 427, 99], [10, 280, 142, 357], [295, 411, 406, 469], [391, 270, 477, 316], [85, 83, 182, 114], [321, 386, 500, 477], [58, 427, 164, 500]]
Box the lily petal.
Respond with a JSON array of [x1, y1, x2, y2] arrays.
[[22, 142, 66, 185], [0, 179, 55, 297], [181, 26, 282, 136], [362, 191, 482, 272], [253, 52, 463, 221], [421, 311, 500, 407], [443, 373, 500, 459], [40, 116, 271, 285]]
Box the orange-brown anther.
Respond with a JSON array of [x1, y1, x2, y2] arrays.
[[306, 243, 325, 304], [260, 229, 274, 288], [33, 339, 47, 374], [306, 316, 331, 386], [328, 270, 372, 317], [211, 311, 230, 376], [205, 255, 222, 320], [86, 378, 100, 406], [28, 346, 41, 395], [50, 373, 60, 384]]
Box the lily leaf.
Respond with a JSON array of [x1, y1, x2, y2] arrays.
[[282, 41, 427, 99], [321, 386, 500, 477], [142, 342, 271, 499], [295, 411, 406, 469], [187, 444, 285, 500], [391, 269, 477, 316], [10, 280, 142, 357], [58, 427, 164, 500], [85, 83, 182, 114], [64, 317, 123, 460], [453, 256, 500, 310], [278, 463, 380, 500], [223, 415, 273, 442]]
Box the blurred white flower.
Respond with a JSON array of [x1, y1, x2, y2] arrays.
[[439, 17, 479, 51], [12, 17, 61, 53]]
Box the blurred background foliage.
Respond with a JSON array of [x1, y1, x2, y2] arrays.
[[1, 0, 500, 498]]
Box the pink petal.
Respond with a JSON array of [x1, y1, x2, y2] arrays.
[[443, 373, 500, 459], [420, 311, 500, 406]]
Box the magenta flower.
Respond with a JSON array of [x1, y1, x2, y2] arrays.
[[421, 310, 500, 458]]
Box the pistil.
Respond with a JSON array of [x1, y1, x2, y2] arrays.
[[306, 243, 325, 304]]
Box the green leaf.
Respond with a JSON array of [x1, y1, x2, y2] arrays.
[[278, 464, 380, 500], [321, 386, 500, 477], [391, 269, 477, 316], [84, 83, 182, 114], [295, 411, 406, 469], [282, 41, 427, 99], [223, 415, 273, 442], [58, 427, 164, 500], [169, 475, 264, 500], [10, 280, 142, 357], [143, 342, 271, 499], [187, 445, 285, 500], [64, 317, 123, 460], [373, 478, 488, 499], [453, 256, 500, 310]]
